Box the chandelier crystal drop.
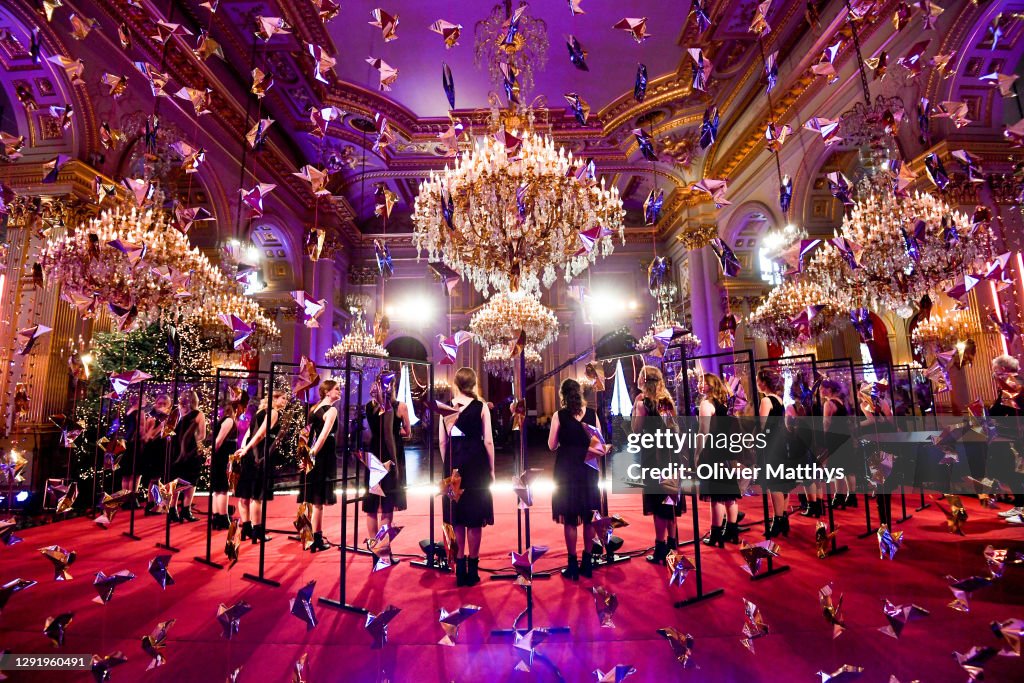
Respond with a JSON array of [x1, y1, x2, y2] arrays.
[[413, 129, 625, 296], [468, 289, 559, 351]]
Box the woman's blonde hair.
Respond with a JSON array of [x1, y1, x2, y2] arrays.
[[992, 354, 1020, 375], [454, 367, 478, 400], [700, 373, 729, 405], [178, 388, 200, 411], [639, 365, 674, 410]]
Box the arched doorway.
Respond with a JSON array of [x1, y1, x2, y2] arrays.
[[385, 336, 428, 361]]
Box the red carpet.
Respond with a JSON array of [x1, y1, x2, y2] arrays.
[[1, 490, 1022, 682]]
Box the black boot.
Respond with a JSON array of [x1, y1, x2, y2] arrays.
[[797, 493, 809, 512], [217, 514, 232, 530], [309, 531, 329, 553], [704, 523, 725, 548], [580, 552, 594, 578], [561, 554, 579, 581], [831, 493, 847, 510], [167, 506, 181, 523], [801, 500, 816, 517], [645, 540, 668, 564], [845, 492, 859, 508], [778, 512, 790, 537], [813, 500, 825, 518], [455, 558, 468, 586], [251, 525, 272, 544], [466, 557, 480, 586], [723, 521, 741, 545], [765, 516, 782, 539], [666, 536, 678, 551], [240, 521, 252, 541], [180, 506, 197, 523]]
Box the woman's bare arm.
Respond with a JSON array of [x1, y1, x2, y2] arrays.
[[397, 402, 411, 437], [215, 417, 233, 450], [309, 406, 337, 457], [547, 410, 561, 452], [481, 402, 496, 477], [631, 397, 648, 433]]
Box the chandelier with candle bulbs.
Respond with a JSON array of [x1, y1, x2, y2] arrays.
[[911, 308, 980, 353], [39, 205, 279, 349], [469, 289, 559, 351], [747, 278, 838, 348], [325, 309, 388, 370], [483, 345, 543, 382], [413, 124, 625, 296]]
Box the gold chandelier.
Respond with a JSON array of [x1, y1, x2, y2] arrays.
[[325, 309, 388, 369], [748, 278, 837, 347], [483, 345, 543, 382], [911, 308, 979, 350], [468, 289, 559, 351], [413, 128, 625, 296]]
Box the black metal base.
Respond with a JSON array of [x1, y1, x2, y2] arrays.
[[895, 513, 913, 523], [121, 532, 141, 541], [750, 564, 790, 581], [155, 542, 180, 553], [594, 553, 632, 568], [491, 626, 571, 637], [826, 544, 850, 556], [674, 587, 724, 608], [856, 529, 875, 539], [317, 597, 368, 614], [409, 559, 451, 572], [915, 502, 931, 512], [193, 556, 224, 569], [490, 570, 552, 581], [242, 572, 280, 587]]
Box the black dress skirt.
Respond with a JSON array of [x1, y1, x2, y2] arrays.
[[551, 407, 601, 525], [760, 396, 796, 493], [235, 409, 279, 501], [442, 400, 494, 528], [362, 400, 408, 514], [170, 410, 202, 484], [210, 417, 236, 494], [640, 397, 686, 519], [140, 432, 166, 482], [699, 399, 742, 502], [821, 398, 853, 474], [298, 403, 338, 506]]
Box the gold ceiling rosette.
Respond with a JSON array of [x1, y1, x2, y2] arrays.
[[468, 289, 558, 352], [412, 128, 625, 296]]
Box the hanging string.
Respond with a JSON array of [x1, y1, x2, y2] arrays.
[[843, 0, 873, 107], [232, 30, 260, 240], [755, 38, 787, 219]]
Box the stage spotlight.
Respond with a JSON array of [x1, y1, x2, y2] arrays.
[[15, 491, 28, 503]]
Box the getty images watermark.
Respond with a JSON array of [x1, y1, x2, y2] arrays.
[[623, 428, 848, 484]]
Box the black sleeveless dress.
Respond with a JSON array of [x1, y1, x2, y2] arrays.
[[551, 407, 601, 525], [640, 397, 686, 520], [298, 403, 338, 506], [443, 400, 493, 528], [170, 409, 202, 484], [236, 408, 279, 501], [698, 398, 742, 502], [362, 400, 408, 514], [141, 412, 167, 482], [760, 395, 795, 492], [210, 417, 236, 494], [122, 409, 140, 476], [822, 398, 852, 473]]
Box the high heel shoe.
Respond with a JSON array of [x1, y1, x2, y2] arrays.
[[308, 531, 329, 553], [561, 555, 580, 581], [240, 521, 252, 541], [723, 522, 741, 545], [800, 500, 817, 517], [646, 540, 669, 564], [466, 557, 480, 586], [765, 516, 782, 539], [180, 506, 197, 523], [702, 524, 725, 548], [830, 494, 847, 510], [251, 525, 272, 544], [844, 493, 858, 508], [455, 558, 468, 587], [580, 552, 594, 579], [778, 512, 790, 537]]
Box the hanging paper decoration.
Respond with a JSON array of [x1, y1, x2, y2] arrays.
[[610, 360, 633, 417], [397, 364, 420, 426]]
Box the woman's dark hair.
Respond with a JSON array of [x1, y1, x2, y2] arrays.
[[319, 379, 339, 400], [757, 368, 783, 394], [454, 367, 478, 399], [560, 378, 584, 416]]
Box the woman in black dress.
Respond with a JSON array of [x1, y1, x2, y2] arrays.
[[439, 367, 495, 587], [210, 390, 248, 531], [121, 395, 143, 505], [697, 373, 742, 548], [300, 379, 340, 552], [169, 389, 206, 522], [363, 379, 410, 540], [140, 394, 172, 514], [548, 378, 602, 580], [631, 366, 684, 565], [988, 355, 1024, 524], [819, 379, 854, 515], [235, 390, 287, 543], [757, 368, 790, 538]]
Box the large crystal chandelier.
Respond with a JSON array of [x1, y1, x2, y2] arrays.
[[748, 279, 838, 347], [414, 129, 624, 296], [474, 1, 548, 99], [468, 289, 559, 351], [911, 308, 980, 353], [325, 309, 388, 369], [39, 205, 279, 348], [483, 345, 543, 382]]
